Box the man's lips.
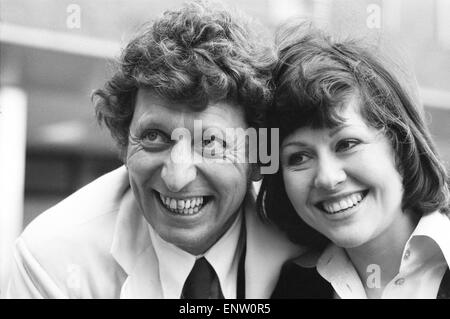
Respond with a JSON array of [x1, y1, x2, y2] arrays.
[[155, 190, 212, 215]]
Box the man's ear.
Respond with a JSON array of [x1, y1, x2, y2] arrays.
[[250, 164, 262, 182]]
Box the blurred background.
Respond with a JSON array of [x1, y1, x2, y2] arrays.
[[0, 0, 449, 295]]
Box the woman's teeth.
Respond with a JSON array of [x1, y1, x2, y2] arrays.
[[321, 192, 365, 214], [159, 193, 205, 215]]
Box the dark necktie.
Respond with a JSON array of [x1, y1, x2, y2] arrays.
[[181, 257, 224, 299]]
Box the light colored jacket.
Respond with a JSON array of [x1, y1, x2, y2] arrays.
[[6, 166, 301, 298]]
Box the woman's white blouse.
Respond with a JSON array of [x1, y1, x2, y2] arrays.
[[316, 211, 450, 299]]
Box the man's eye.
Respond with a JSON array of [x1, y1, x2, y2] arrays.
[[287, 152, 311, 166], [141, 130, 170, 145], [202, 135, 226, 157], [202, 135, 226, 148], [336, 139, 360, 152]]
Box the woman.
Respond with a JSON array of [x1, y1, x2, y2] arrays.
[[258, 24, 450, 299]]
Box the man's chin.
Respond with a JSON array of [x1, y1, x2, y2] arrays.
[[160, 231, 214, 255]]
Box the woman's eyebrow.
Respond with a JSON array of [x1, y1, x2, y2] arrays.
[[281, 124, 353, 149], [282, 140, 310, 149], [328, 124, 349, 137]]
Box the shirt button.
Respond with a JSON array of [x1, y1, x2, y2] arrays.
[[404, 249, 410, 260], [395, 278, 405, 286]]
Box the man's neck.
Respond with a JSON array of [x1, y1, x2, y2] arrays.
[[148, 209, 245, 298]]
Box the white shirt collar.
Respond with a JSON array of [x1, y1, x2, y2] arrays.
[[406, 210, 450, 267], [316, 210, 450, 298], [148, 212, 243, 299], [316, 244, 367, 298]]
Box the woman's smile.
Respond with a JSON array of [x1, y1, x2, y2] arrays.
[[314, 190, 369, 219]]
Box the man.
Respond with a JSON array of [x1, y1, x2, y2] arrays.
[[7, 0, 301, 298]]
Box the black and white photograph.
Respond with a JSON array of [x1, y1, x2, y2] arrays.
[[0, 0, 449, 303]]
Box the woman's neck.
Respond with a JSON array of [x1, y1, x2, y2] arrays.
[[345, 210, 419, 298]]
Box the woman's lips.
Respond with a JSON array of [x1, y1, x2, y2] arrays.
[[316, 190, 369, 215]]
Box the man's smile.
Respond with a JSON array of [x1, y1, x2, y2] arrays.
[[155, 190, 212, 216]]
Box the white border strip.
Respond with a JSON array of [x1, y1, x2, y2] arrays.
[[420, 87, 450, 110], [0, 23, 121, 59], [0, 87, 27, 295]]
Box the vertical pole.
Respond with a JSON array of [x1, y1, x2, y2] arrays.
[[437, 0, 450, 49], [0, 86, 27, 297]]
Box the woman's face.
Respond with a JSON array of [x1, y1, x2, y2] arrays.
[[281, 97, 406, 249]]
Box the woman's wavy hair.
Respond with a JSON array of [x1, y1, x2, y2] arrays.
[[257, 22, 450, 251], [92, 0, 275, 160]]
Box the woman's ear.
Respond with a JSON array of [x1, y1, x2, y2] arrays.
[[250, 164, 262, 182]]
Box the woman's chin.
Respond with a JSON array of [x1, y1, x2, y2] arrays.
[[328, 232, 370, 249]]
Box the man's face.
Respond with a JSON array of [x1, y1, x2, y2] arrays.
[[126, 89, 253, 255]]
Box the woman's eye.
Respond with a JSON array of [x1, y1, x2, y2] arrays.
[[336, 139, 360, 152], [287, 152, 311, 166]]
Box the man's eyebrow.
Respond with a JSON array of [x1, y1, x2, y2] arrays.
[[201, 125, 225, 132], [133, 110, 175, 128], [135, 118, 164, 129], [202, 126, 235, 139]]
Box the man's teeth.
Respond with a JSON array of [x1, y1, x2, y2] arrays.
[[159, 193, 205, 215], [322, 192, 364, 214]]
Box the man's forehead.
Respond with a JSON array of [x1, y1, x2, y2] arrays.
[[133, 89, 248, 129]]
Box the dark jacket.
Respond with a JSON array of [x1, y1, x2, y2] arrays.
[[272, 260, 450, 299]]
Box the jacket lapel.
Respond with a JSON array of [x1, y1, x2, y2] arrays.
[[244, 193, 304, 298], [437, 268, 450, 299], [110, 187, 162, 298], [119, 245, 163, 299]]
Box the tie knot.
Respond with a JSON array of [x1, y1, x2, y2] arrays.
[[181, 257, 224, 299]]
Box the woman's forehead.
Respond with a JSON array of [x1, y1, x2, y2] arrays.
[[281, 99, 370, 146]]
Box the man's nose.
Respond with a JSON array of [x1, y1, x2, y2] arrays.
[[313, 155, 346, 190], [161, 140, 197, 193]]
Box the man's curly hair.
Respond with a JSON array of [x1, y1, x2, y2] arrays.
[[92, 0, 275, 160]]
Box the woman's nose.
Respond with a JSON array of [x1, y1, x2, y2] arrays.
[[313, 155, 347, 190], [161, 140, 197, 193]]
